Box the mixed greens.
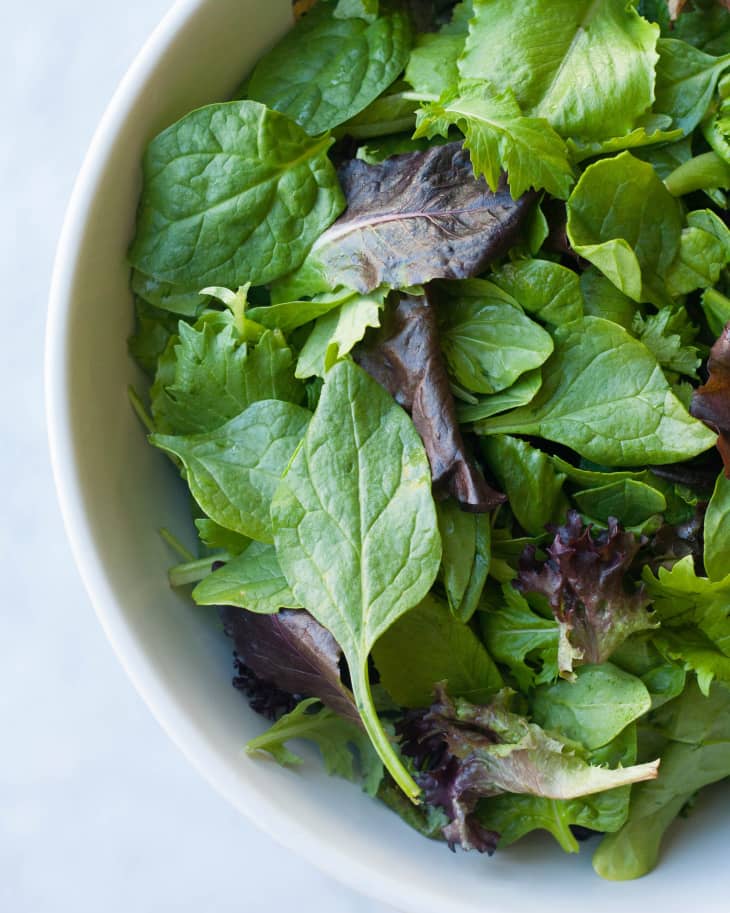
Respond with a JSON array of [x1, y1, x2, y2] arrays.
[[128, 0, 730, 881]]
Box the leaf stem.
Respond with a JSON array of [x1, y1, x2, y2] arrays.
[[128, 386, 155, 434], [352, 659, 421, 803], [168, 553, 229, 587], [664, 152, 730, 197]]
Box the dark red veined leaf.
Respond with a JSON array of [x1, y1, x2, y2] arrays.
[[691, 322, 730, 477]]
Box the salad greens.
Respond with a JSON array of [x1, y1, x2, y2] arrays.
[[129, 0, 730, 883]]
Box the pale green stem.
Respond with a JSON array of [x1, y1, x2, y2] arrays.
[[168, 553, 229, 587]]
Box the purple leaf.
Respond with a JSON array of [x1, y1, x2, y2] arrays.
[[691, 321, 730, 477]]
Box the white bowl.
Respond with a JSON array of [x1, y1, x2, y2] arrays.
[[46, 2, 729, 910]]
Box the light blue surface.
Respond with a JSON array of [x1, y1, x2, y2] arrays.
[[0, 3, 393, 910]]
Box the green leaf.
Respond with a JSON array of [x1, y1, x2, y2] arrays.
[[665, 209, 730, 296], [405, 32, 463, 98], [567, 152, 682, 305], [372, 594, 501, 708], [128, 101, 345, 290], [131, 269, 208, 317], [337, 88, 419, 140], [479, 584, 559, 692], [194, 518, 250, 555], [566, 118, 683, 163], [579, 268, 638, 329], [128, 298, 180, 377], [455, 370, 542, 424], [295, 288, 387, 379], [334, 0, 378, 22], [192, 541, 299, 612], [247, 288, 355, 333], [701, 287, 730, 337], [437, 501, 491, 623], [436, 279, 554, 395], [246, 3, 411, 135], [459, 0, 659, 140], [573, 480, 667, 528], [414, 82, 574, 199], [704, 472, 730, 582], [476, 317, 716, 466], [630, 306, 701, 379], [271, 360, 441, 799], [151, 400, 311, 543], [481, 435, 567, 536], [151, 313, 303, 435], [247, 698, 383, 796], [532, 664, 652, 752], [489, 259, 584, 327], [654, 38, 730, 135]]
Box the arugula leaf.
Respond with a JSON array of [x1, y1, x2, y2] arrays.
[[455, 371, 542, 424], [437, 500, 491, 623], [413, 82, 574, 199], [151, 313, 303, 435], [128, 101, 345, 290], [281, 142, 536, 296], [481, 435, 567, 536], [436, 280, 554, 395], [665, 210, 730, 296], [151, 400, 311, 542], [372, 594, 502, 708], [691, 321, 730, 474], [271, 360, 442, 799], [476, 317, 716, 466], [246, 3, 411, 135], [704, 472, 730, 581], [654, 38, 730, 134], [567, 152, 682, 305], [479, 584, 560, 691], [631, 306, 701, 379], [246, 698, 383, 796], [221, 607, 359, 723], [459, 0, 659, 140], [131, 270, 207, 318], [192, 541, 298, 612], [573, 479, 667, 527], [532, 664, 651, 752], [489, 259, 584, 328]]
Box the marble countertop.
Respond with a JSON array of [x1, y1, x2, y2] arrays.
[[1, 3, 393, 909]]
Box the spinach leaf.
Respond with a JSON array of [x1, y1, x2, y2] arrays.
[[654, 38, 730, 135], [404, 32, 463, 98], [579, 268, 638, 329], [455, 371, 542, 424], [372, 594, 502, 708], [567, 152, 682, 305], [573, 480, 668, 528], [479, 584, 560, 691], [271, 360, 441, 799], [246, 698, 383, 796], [151, 312, 303, 435], [437, 280, 554, 395], [489, 259, 584, 328], [666, 210, 730, 296], [280, 142, 536, 296], [129, 101, 345, 290], [532, 664, 652, 752], [128, 298, 180, 378], [477, 317, 716, 465], [246, 3, 411, 135], [481, 435, 567, 536], [131, 270, 208, 317], [437, 500, 491, 622], [152, 400, 311, 543], [704, 471, 730, 581], [460, 0, 659, 140], [192, 541, 298, 612], [414, 82, 574, 199]]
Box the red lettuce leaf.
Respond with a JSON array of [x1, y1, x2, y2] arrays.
[[691, 322, 730, 477], [515, 511, 655, 672], [356, 290, 505, 510]]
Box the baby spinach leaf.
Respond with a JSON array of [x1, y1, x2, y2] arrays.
[[271, 360, 442, 799], [460, 0, 659, 140], [128, 101, 345, 291], [404, 32, 463, 98], [151, 400, 311, 543], [436, 280, 554, 395], [704, 471, 730, 581], [414, 82, 574, 199], [477, 317, 716, 466], [567, 152, 682, 305], [573, 480, 668, 528], [532, 664, 652, 752], [579, 268, 638, 329], [372, 594, 502, 708], [437, 500, 491, 623], [482, 435, 567, 536], [246, 3, 411, 135], [489, 259, 584, 328], [221, 606, 358, 723], [192, 541, 298, 613], [479, 584, 559, 691], [283, 142, 536, 296], [631, 306, 701, 379], [654, 38, 730, 135], [456, 371, 542, 424], [246, 698, 383, 796], [665, 209, 730, 296], [131, 270, 207, 318], [151, 313, 303, 435]]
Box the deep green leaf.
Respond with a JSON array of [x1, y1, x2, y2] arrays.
[[489, 259, 584, 327], [704, 471, 730, 581], [654, 38, 730, 135]]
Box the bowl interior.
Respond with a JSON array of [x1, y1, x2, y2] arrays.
[[47, 2, 730, 910]]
